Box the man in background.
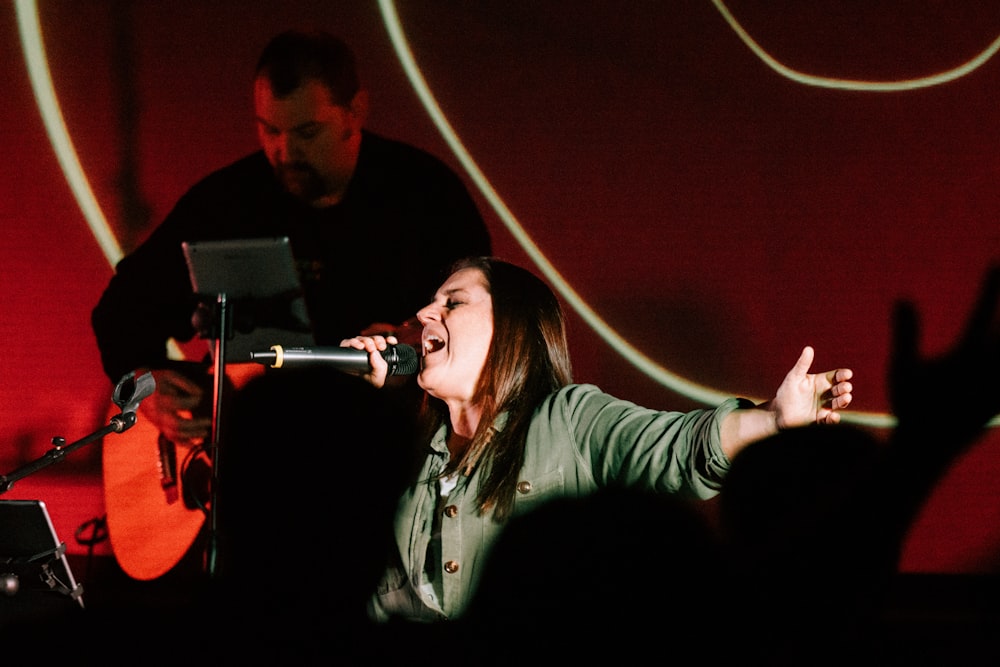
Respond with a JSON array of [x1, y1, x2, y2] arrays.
[[91, 29, 491, 596]]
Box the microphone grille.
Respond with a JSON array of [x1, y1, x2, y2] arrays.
[[386, 343, 420, 376]]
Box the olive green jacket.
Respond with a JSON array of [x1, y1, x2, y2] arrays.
[[369, 383, 750, 622]]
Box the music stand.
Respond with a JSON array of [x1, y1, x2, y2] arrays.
[[181, 237, 314, 577], [182, 237, 314, 363], [0, 500, 84, 626]]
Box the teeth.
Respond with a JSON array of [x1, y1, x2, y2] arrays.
[[423, 335, 444, 353]]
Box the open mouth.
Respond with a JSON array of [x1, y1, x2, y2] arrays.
[[423, 334, 445, 355]]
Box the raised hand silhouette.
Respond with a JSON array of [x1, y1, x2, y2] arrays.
[[889, 263, 1000, 446]]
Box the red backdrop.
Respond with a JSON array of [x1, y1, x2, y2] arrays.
[[1, 1, 999, 573]]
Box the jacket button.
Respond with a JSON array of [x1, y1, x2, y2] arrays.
[[516, 481, 532, 494], [444, 560, 460, 574], [444, 505, 458, 518]]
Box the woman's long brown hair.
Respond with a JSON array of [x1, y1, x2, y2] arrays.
[[416, 257, 573, 521]]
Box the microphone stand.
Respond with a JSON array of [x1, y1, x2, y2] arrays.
[[0, 371, 156, 495], [0, 373, 152, 611]]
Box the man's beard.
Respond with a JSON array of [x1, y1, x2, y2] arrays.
[[275, 162, 327, 202]]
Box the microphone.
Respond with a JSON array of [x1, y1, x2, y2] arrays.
[[250, 343, 420, 376]]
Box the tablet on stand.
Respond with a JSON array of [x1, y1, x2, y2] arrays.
[[0, 499, 84, 625], [182, 236, 315, 577]]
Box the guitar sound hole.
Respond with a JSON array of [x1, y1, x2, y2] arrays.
[[182, 453, 212, 512]]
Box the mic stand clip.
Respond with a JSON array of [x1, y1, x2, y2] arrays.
[[0, 371, 155, 495]]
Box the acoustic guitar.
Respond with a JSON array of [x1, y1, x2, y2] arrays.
[[102, 361, 261, 580]]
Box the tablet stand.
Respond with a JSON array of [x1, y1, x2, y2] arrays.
[[204, 292, 229, 578], [0, 501, 84, 620], [182, 237, 313, 578], [194, 290, 311, 578]]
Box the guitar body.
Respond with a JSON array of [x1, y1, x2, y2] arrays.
[[103, 405, 209, 580], [103, 361, 261, 581]]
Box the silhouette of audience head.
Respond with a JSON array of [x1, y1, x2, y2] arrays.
[[457, 486, 729, 662]]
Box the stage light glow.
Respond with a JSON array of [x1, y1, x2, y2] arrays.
[[712, 0, 1000, 91], [15, 0, 186, 361], [15, 0, 122, 268], [377, 0, 911, 428], [21, 1, 999, 428]]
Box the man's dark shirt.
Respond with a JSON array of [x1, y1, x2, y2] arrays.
[[92, 130, 492, 383]]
